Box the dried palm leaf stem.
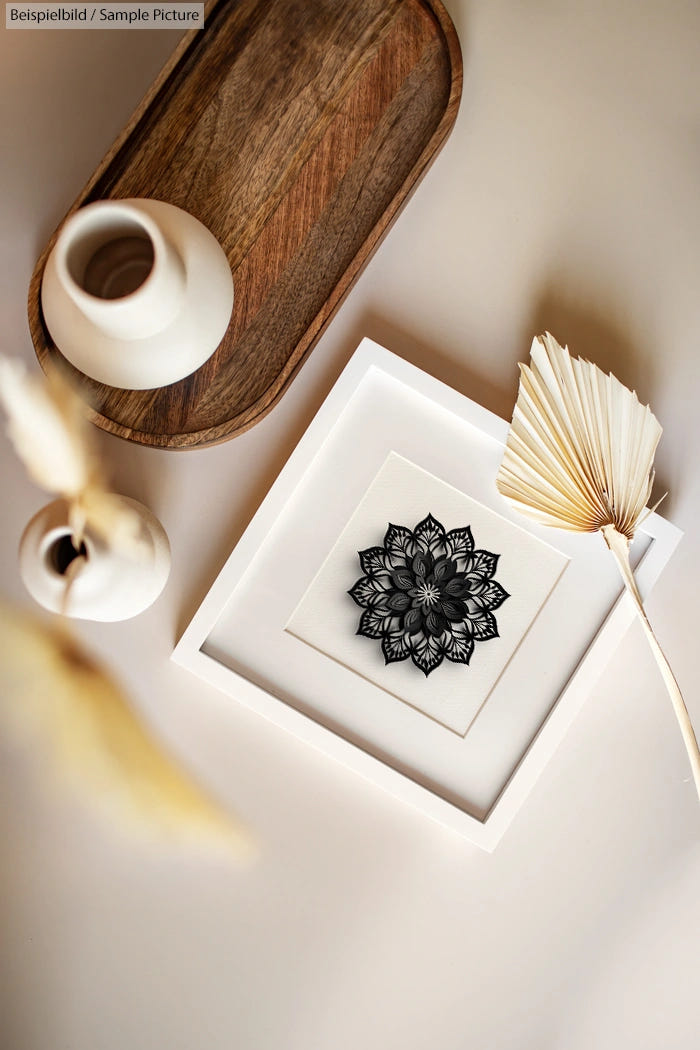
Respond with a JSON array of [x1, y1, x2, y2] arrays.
[[602, 523, 700, 798]]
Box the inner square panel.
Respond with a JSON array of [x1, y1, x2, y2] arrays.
[[285, 453, 569, 735]]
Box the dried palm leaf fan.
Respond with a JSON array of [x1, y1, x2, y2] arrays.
[[496, 332, 700, 801]]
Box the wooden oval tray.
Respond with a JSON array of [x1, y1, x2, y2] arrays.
[[28, 0, 462, 448]]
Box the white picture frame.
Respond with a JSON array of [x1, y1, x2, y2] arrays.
[[172, 339, 682, 850]]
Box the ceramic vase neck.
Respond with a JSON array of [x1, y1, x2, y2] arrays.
[[54, 201, 186, 341]]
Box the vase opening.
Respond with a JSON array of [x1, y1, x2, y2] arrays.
[[67, 215, 155, 301], [48, 534, 88, 576]]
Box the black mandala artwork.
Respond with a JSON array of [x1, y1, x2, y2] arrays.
[[348, 514, 510, 677]]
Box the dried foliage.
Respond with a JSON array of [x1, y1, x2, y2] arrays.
[[0, 601, 252, 854], [0, 357, 145, 552], [0, 360, 252, 850], [497, 333, 699, 801]]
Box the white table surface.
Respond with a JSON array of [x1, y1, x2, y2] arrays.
[[1, 4, 699, 1048]]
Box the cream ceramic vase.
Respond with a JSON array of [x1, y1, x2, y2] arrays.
[[41, 198, 233, 389], [19, 497, 171, 622]]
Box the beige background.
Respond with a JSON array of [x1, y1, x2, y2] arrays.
[[2, 3, 699, 1048]]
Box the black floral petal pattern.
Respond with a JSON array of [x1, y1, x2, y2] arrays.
[[348, 513, 510, 677]]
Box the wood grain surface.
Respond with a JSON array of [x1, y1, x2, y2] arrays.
[[28, 0, 462, 448]]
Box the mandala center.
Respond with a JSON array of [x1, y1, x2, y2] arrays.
[[416, 580, 440, 606]]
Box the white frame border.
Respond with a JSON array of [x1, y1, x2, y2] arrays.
[[173, 339, 682, 850]]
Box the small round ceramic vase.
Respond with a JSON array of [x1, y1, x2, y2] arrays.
[[41, 198, 233, 389], [19, 497, 171, 622]]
